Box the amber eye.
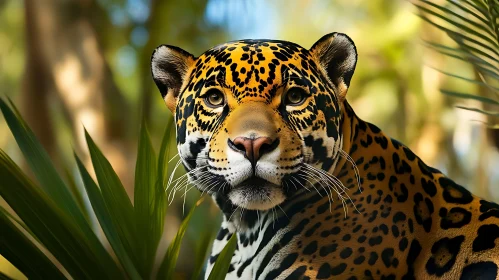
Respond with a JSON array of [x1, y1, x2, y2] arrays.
[[204, 89, 225, 108], [285, 88, 307, 106]]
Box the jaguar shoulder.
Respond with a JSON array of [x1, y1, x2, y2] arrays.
[[151, 32, 499, 279]]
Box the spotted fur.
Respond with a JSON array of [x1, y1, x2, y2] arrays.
[[151, 33, 499, 279]]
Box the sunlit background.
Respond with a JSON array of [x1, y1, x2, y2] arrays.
[[1, 0, 498, 278]]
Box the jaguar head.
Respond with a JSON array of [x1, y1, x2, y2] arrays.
[[151, 33, 357, 211]]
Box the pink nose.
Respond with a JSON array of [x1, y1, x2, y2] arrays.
[[230, 136, 277, 164]]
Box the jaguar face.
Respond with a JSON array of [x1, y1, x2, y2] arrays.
[[151, 33, 357, 211]]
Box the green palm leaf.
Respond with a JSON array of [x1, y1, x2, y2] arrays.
[[75, 154, 142, 280], [0, 150, 123, 279], [415, 0, 499, 120], [85, 129, 137, 264], [0, 210, 65, 280], [134, 120, 166, 278], [0, 100, 217, 278], [0, 100, 122, 278], [157, 197, 204, 279], [206, 233, 237, 280], [191, 227, 217, 280], [425, 43, 499, 79], [441, 89, 499, 105], [0, 100, 95, 239], [456, 105, 499, 116]]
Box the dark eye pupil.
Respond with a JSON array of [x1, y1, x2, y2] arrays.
[[287, 89, 304, 104], [206, 90, 224, 107]]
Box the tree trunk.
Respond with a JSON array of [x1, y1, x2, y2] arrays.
[[22, 0, 133, 191], [22, 0, 57, 161]]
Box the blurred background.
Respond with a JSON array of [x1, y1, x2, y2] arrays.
[[1, 0, 498, 278]]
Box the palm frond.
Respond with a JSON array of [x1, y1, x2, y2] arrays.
[[0, 100, 232, 279], [415, 0, 499, 120]]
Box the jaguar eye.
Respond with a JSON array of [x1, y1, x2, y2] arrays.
[[204, 89, 225, 108], [285, 88, 307, 106]]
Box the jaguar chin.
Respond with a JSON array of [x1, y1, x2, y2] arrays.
[[226, 176, 285, 211]]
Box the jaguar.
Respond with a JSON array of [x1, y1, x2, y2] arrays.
[[151, 32, 499, 279]]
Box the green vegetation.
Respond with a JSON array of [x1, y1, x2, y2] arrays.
[[0, 99, 236, 279], [415, 0, 499, 125]]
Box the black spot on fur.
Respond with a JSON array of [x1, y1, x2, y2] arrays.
[[381, 248, 396, 268], [286, 266, 309, 280], [368, 252, 378, 265], [439, 207, 472, 229], [393, 211, 406, 223], [402, 239, 422, 280], [368, 123, 381, 133], [305, 222, 322, 237], [473, 224, 499, 252], [264, 253, 298, 280], [368, 210, 378, 222], [216, 228, 229, 240], [460, 261, 497, 280], [399, 237, 408, 251], [392, 152, 412, 174], [331, 263, 347, 276], [319, 244, 338, 257], [421, 178, 437, 197], [340, 247, 353, 259], [354, 255, 366, 265], [381, 274, 396, 280], [303, 241, 318, 255], [413, 193, 434, 233], [439, 177, 473, 204], [478, 200, 499, 221], [368, 235, 383, 246], [426, 235, 464, 276], [316, 263, 331, 279], [188, 138, 206, 168]]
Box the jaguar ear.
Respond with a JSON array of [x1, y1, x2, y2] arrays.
[[151, 45, 196, 112], [310, 32, 357, 101]]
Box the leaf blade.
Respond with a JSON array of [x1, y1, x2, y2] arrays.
[[415, 3, 499, 53], [441, 89, 499, 105], [134, 120, 162, 278], [0, 209, 66, 280], [206, 233, 237, 280], [416, 13, 499, 63], [157, 197, 204, 279], [424, 42, 499, 79], [0, 100, 87, 232], [75, 154, 142, 280], [85, 129, 137, 263], [419, 0, 496, 38], [455, 106, 499, 116], [0, 150, 123, 279], [431, 67, 499, 91], [191, 223, 218, 280], [0, 99, 122, 278]]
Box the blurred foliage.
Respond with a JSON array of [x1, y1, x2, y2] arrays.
[[0, 99, 236, 279], [1, 0, 499, 278], [415, 0, 499, 124]]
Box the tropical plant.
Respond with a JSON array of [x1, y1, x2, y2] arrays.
[[0, 99, 235, 280], [414, 0, 499, 125]]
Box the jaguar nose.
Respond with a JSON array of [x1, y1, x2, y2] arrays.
[[229, 136, 279, 165]]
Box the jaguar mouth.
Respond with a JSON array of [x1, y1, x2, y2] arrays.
[[235, 176, 276, 189], [228, 176, 285, 210]]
